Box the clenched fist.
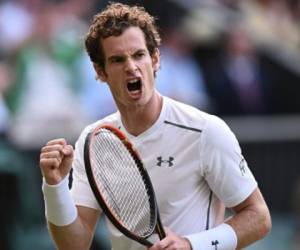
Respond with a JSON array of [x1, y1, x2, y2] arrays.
[[39, 138, 74, 185]]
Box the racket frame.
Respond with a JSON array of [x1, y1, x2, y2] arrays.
[[84, 124, 165, 246]]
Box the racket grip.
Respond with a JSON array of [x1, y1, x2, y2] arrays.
[[157, 215, 166, 239], [157, 226, 166, 240]]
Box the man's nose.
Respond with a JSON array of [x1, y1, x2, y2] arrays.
[[125, 58, 137, 73]]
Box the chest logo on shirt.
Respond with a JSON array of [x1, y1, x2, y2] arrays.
[[211, 240, 219, 250], [156, 156, 174, 167]]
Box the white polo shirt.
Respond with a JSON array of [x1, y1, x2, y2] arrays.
[[71, 96, 257, 250]]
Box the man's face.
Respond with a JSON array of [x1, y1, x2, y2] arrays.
[[96, 26, 160, 109]]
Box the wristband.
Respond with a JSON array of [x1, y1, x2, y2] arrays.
[[185, 223, 237, 250], [42, 175, 78, 226]]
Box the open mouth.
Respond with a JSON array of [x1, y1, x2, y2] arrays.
[[127, 78, 142, 92]]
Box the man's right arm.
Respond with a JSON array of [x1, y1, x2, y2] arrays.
[[48, 206, 100, 250], [40, 138, 100, 249]]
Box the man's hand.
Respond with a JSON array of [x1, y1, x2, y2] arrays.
[[148, 228, 192, 250], [40, 138, 74, 185]]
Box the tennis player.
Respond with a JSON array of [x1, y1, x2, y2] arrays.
[[39, 2, 271, 250]]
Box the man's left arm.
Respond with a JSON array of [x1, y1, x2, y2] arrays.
[[226, 187, 272, 249], [149, 187, 271, 250]]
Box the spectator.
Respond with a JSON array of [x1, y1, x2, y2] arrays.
[[204, 22, 272, 116], [6, 1, 87, 149], [0, 0, 34, 56], [0, 60, 12, 136], [75, 52, 116, 122], [156, 27, 212, 111]]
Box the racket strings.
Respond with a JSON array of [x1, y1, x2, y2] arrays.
[[99, 136, 144, 217], [91, 129, 155, 236], [104, 135, 152, 232], [93, 136, 151, 234]]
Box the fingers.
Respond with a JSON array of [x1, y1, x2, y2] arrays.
[[46, 138, 67, 146], [151, 238, 171, 249], [40, 139, 73, 171], [41, 139, 73, 158], [62, 144, 74, 156], [39, 139, 74, 185], [149, 229, 192, 250]]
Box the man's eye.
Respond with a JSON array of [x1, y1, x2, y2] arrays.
[[111, 57, 123, 63], [134, 52, 145, 59]]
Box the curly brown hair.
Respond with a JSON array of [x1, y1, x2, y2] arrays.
[[85, 2, 161, 70]]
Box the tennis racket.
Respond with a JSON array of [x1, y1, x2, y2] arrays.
[[84, 124, 166, 246]]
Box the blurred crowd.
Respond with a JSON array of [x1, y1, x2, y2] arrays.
[[0, 0, 300, 147], [0, 0, 300, 249]]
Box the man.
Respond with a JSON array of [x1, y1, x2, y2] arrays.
[[39, 3, 271, 250]]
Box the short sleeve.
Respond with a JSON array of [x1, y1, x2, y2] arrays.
[[201, 115, 257, 208], [70, 126, 101, 211]]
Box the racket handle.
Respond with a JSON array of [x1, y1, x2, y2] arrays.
[[157, 215, 166, 239]]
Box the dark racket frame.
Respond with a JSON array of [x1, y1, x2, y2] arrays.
[[84, 124, 166, 246]]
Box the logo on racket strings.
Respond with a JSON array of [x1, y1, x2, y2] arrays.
[[156, 157, 174, 167]]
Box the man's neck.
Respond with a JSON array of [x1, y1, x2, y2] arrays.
[[120, 93, 163, 136]]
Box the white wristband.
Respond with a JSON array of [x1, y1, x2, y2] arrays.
[[185, 223, 237, 250], [42, 175, 78, 226]]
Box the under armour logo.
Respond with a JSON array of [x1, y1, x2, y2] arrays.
[[211, 240, 219, 250], [239, 158, 246, 176], [156, 157, 174, 167]]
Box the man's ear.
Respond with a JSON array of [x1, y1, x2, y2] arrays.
[[152, 48, 160, 72], [93, 63, 107, 82]]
